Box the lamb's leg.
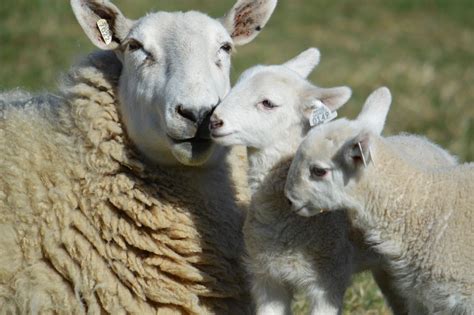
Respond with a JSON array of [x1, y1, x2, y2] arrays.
[[252, 277, 292, 315], [306, 287, 344, 315], [372, 268, 408, 315]]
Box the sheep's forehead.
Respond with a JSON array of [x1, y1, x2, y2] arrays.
[[132, 11, 230, 49]]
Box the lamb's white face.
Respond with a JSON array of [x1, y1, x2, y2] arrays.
[[285, 87, 392, 217], [211, 67, 307, 148], [285, 120, 363, 216], [210, 48, 352, 151], [71, 0, 277, 166]]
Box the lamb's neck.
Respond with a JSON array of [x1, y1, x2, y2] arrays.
[[247, 141, 299, 194]]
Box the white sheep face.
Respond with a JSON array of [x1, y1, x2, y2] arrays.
[[285, 87, 392, 217], [210, 48, 352, 151], [71, 0, 277, 166]]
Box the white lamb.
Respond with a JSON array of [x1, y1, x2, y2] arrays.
[[285, 87, 473, 314], [0, 0, 277, 313]]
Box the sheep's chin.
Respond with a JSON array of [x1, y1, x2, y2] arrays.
[[171, 139, 215, 166]]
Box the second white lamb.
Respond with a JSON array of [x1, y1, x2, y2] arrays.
[[285, 87, 473, 314]]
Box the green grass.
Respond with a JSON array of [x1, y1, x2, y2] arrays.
[[293, 272, 391, 315], [1, 1, 473, 313]]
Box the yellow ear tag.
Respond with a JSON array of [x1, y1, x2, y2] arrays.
[[97, 19, 112, 45]]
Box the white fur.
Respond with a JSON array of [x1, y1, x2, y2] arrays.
[[71, 0, 277, 166], [286, 87, 473, 314], [212, 49, 382, 315]]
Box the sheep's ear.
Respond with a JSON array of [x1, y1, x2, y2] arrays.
[[303, 86, 352, 120], [220, 0, 277, 46], [356, 87, 392, 135], [343, 131, 372, 170], [71, 0, 133, 50], [283, 48, 321, 78]]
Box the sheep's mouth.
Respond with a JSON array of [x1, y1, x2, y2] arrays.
[[167, 117, 215, 166], [168, 113, 213, 143], [168, 133, 215, 166], [170, 140, 214, 166]]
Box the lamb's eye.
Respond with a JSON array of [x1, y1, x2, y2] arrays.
[[220, 42, 232, 54], [261, 99, 276, 109], [128, 40, 143, 52], [310, 166, 328, 178]]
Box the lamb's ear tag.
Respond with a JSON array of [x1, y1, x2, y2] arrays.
[[97, 19, 112, 46], [309, 100, 338, 127], [357, 142, 368, 168]]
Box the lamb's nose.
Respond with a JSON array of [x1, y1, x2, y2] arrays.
[[209, 115, 224, 130]]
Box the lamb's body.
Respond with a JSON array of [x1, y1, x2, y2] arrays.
[[244, 157, 373, 314], [285, 87, 472, 314], [0, 52, 251, 314], [354, 136, 474, 314]]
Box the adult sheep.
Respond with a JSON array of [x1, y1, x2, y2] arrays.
[[0, 0, 277, 313]]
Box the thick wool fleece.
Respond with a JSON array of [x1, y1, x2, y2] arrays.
[[0, 51, 251, 314], [354, 136, 474, 314]]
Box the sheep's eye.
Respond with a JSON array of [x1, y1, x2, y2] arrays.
[[310, 166, 328, 178], [261, 99, 276, 109], [128, 40, 143, 52], [128, 40, 154, 61], [220, 43, 232, 54]]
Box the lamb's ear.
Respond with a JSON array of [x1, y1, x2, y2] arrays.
[[343, 131, 372, 170], [356, 87, 392, 135], [220, 0, 277, 46], [283, 48, 321, 78], [71, 0, 133, 50], [303, 86, 352, 119]]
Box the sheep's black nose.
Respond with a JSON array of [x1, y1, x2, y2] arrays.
[[176, 104, 211, 125], [286, 197, 293, 207]]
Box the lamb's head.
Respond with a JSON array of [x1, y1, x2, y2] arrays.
[[210, 48, 351, 152], [285, 87, 392, 217], [71, 0, 277, 166]]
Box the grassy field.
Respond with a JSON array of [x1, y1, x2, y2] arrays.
[[1, 0, 473, 313]]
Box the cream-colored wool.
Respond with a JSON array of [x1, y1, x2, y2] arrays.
[[349, 137, 474, 314], [286, 87, 473, 314], [0, 51, 251, 314]]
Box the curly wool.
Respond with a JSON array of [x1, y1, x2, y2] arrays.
[[0, 51, 250, 314]]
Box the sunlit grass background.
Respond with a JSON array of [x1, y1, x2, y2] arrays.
[[1, 0, 473, 313]]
